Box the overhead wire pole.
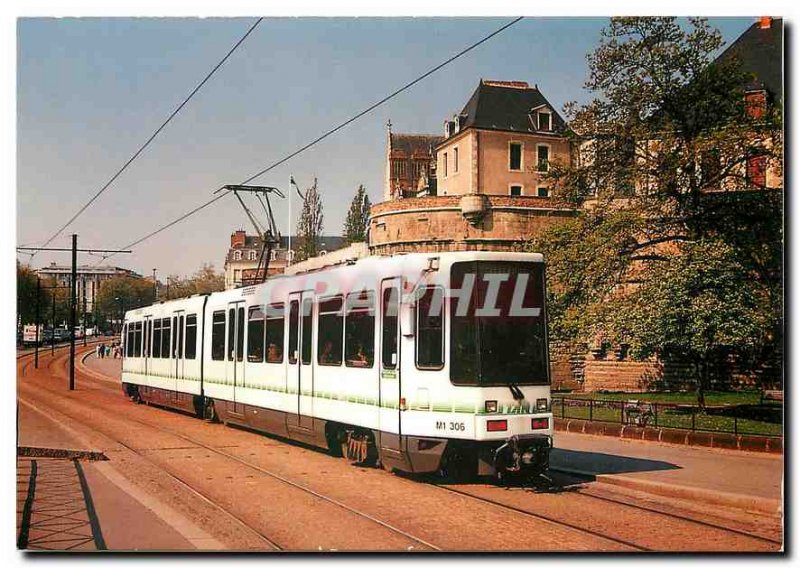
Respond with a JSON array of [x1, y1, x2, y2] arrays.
[[92, 17, 524, 266], [34, 277, 41, 368], [30, 17, 264, 261], [18, 243, 131, 390]]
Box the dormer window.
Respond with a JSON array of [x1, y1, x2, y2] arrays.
[[444, 121, 453, 137], [537, 111, 552, 131], [233, 250, 242, 261]]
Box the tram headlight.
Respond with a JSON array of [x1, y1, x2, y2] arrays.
[[485, 400, 498, 413], [536, 398, 548, 411]]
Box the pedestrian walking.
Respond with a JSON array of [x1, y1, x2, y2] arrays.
[[96, 344, 101, 358], [99, 342, 105, 359]]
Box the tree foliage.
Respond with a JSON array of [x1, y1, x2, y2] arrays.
[[161, 263, 225, 300], [94, 276, 155, 328], [17, 261, 49, 326], [342, 184, 371, 243], [296, 178, 324, 261], [535, 17, 783, 393]]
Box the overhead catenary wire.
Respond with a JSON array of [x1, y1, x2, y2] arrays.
[[97, 17, 525, 265], [31, 17, 264, 261]]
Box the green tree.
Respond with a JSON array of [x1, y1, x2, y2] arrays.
[[296, 178, 324, 261], [94, 276, 155, 330], [17, 261, 51, 326], [161, 263, 225, 300], [534, 17, 783, 398], [342, 184, 371, 243]]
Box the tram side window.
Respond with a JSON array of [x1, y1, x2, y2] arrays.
[[211, 310, 226, 361], [125, 324, 133, 357], [345, 291, 375, 368], [162, 318, 172, 359], [178, 315, 184, 359], [153, 319, 162, 358], [185, 314, 197, 360], [236, 307, 245, 362], [134, 322, 142, 357], [265, 303, 285, 363], [382, 287, 399, 369], [317, 296, 343, 366], [248, 305, 265, 363], [416, 286, 445, 369], [145, 320, 151, 357], [301, 298, 313, 365], [121, 324, 126, 358], [288, 300, 299, 364], [227, 308, 235, 361], [172, 316, 178, 359]]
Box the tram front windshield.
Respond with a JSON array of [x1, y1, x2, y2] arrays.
[[449, 261, 549, 386]]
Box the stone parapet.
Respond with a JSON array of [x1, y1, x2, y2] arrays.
[[369, 195, 576, 255]]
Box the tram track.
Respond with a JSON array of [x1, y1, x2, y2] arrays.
[[19, 348, 441, 551]]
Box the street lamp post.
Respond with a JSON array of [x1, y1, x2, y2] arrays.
[[153, 268, 158, 301]]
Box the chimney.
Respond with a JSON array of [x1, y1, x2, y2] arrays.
[[759, 16, 772, 29], [231, 230, 246, 248]]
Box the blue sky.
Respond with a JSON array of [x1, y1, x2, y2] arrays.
[[17, 17, 754, 278]]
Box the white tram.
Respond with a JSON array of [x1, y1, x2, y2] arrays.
[[121, 251, 553, 480]]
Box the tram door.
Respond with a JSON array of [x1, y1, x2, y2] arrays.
[[378, 278, 402, 454], [226, 302, 245, 414], [171, 310, 185, 392], [287, 291, 314, 430]]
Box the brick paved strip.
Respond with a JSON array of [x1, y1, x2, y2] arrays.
[[18, 446, 108, 461]]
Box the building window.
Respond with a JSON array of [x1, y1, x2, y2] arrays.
[[509, 143, 522, 171], [345, 291, 375, 368], [248, 250, 257, 261], [443, 152, 448, 177], [537, 145, 550, 173], [233, 250, 242, 261], [746, 152, 767, 188], [510, 185, 523, 197], [537, 187, 550, 197], [453, 147, 459, 173], [745, 90, 767, 119], [537, 112, 551, 131]]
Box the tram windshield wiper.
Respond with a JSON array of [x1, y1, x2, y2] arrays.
[[508, 383, 525, 401]]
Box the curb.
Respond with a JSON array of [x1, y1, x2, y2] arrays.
[[554, 417, 782, 454], [551, 465, 782, 516]]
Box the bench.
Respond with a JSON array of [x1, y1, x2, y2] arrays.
[[761, 389, 784, 404]]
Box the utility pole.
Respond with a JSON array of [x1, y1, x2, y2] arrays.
[[153, 268, 158, 301], [34, 277, 40, 369], [51, 288, 56, 356], [69, 234, 77, 391], [82, 291, 87, 347]]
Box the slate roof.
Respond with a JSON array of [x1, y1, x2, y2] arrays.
[[389, 133, 443, 157], [715, 17, 782, 100], [454, 80, 567, 135]]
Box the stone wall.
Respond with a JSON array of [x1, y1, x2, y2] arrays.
[[369, 194, 576, 255]]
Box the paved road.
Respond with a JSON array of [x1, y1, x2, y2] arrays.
[[15, 347, 783, 551]]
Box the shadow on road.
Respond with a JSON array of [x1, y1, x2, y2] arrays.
[[551, 448, 681, 475]]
